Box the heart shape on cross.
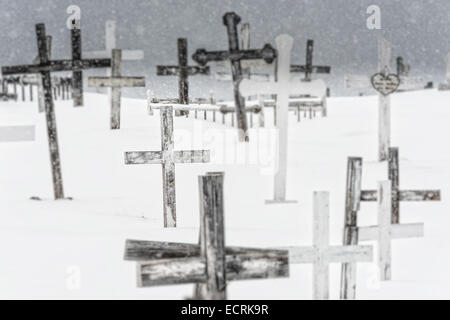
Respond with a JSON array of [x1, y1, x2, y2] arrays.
[[370, 73, 401, 96]]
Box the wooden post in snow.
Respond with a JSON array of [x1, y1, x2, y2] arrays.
[[124, 105, 210, 228], [88, 49, 146, 129], [192, 12, 277, 142], [123, 172, 289, 299]]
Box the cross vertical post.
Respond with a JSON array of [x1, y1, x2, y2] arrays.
[[71, 26, 83, 107], [378, 37, 392, 161], [313, 191, 330, 300], [389, 148, 400, 224], [110, 49, 122, 129], [377, 181, 392, 281], [340, 157, 363, 300]]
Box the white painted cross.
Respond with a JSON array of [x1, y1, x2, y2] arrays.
[[280, 192, 373, 300], [0, 125, 35, 142], [358, 181, 424, 281], [240, 34, 326, 203], [124, 105, 210, 228], [345, 37, 425, 161], [88, 49, 146, 129]]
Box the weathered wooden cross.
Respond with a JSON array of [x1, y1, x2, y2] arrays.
[[290, 40, 331, 82], [192, 12, 277, 142], [157, 38, 210, 117], [240, 35, 326, 203], [345, 37, 425, 160], [88, 49, 146, 129], [2, 24, 111, 200], [0, 125, 35, 143], [124, 105, 210, 228], [280, 191, 373, 300], [124, 172, 289, 299], [340, 153, 440, 299]]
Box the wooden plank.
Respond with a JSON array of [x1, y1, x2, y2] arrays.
[[0, 126, 35, 142], [389, 148, 400, 224], [124, 151, 163, 164], [71, 27, 83, 107], [137, 251, 289, 287], [280, 245, 372, 264], [358, 223, 424, 241], [2, 59, 111, 75], [87, 77, 145, 87], [173, 150, 210, 163], [199, 173, 227, 299], [124, 239, 286, 261], [110, 49, 122, 129], [361, 190, 441, 201], [340, 157, 363, 300]]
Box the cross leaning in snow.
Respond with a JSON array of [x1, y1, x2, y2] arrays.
[[157, 38, 210, 117], [124, 172, 289, 300], [192, 12, 277, 142], [124, 104, 210, 228], [88, 49, 146, 129], [2, 24, 111, 200], [240, 34, 326, 203], [340, 152, 440, 299]]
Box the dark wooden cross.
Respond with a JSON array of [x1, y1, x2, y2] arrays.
[[157, 38, 210, 117], [124, 172, 289, 300], [88, 49, 146, 129], [340, 148, 441, 299], [2, 24, 111, 200], [192, 12, 277, 142], [124, 105, 210, 228], [290, 40, 331, 82]]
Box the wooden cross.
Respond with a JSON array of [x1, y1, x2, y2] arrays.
[[396, 56, 410, 77], [124, 105, 210, 228], [2, 24, 111, 200], [157, 38, 210, 117], [70, 23, 114, 107], [345, 37, 425, 160], [290, 40, 331, 81], [0, 125, 35, 143], [88, 49, 145, 129], [124, 172, 289, 299], [240, 34, 326, 203], [340, 153, 440, 299], [192, 12, 277, 142], [280, 191, 372, 300]]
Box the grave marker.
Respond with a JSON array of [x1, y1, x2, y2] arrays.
[[88, 49, 146, 129], [345, 37, 426, 160], [240, 35, 326, 203], [290, 40, 331, 81], [157, 38, 210, 117], [124, 172, 289, 299], [192, 12, 277, 142], [340, 153, 440, 299], [279, 191, 373, 300], [124, 105, 210, 228], [2, 23, 111, 200]]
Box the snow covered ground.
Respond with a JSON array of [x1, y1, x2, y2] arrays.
[[0, 89, 448, 299]]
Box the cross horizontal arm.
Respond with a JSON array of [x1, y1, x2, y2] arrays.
[[157, 66, 210, 76], [239, 78, 327, 98], [125, 151, 163, 165], [137, 251, 289, 287], [2, 59, 111, 76], [193, 45, 276, 66], [88, 77, 145, 88], [124, 239, 287, 261], [290, 65, 331, 74], [279, 245, 373, 264], [173, 150, 210, 163], [357, 223, 424, 242], [83, 49, 144, 60], [361, 190, 441, 201]]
